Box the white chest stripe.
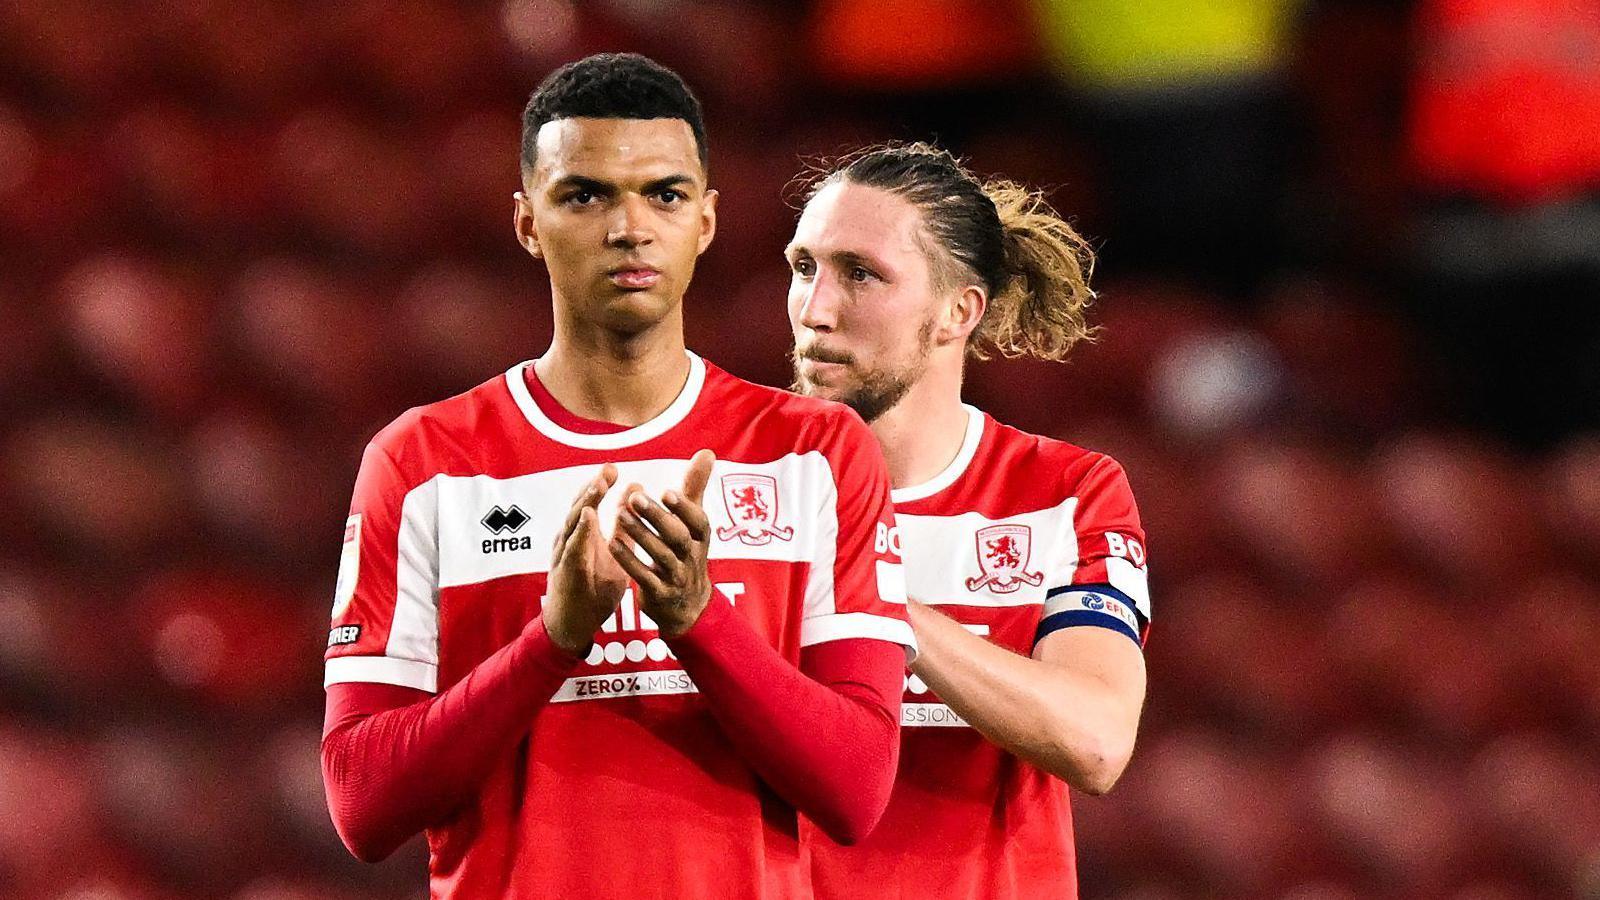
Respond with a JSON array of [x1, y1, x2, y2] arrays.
[[431, 454, 837, 589], [895, 496, 1080, 608], [359, 453, 843, 691]]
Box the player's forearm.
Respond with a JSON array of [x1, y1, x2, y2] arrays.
[[321, 617, 581, 861], [666, 596, 902, 844], [907, 600, 1140, 795]]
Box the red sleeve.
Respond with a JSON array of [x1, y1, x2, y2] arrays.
[[1036, 455, 1151, 648], [667, 595, 904, 845], [320, 617, 580, 862]]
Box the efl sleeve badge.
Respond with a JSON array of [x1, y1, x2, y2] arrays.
[[331, 514, 362, 619]]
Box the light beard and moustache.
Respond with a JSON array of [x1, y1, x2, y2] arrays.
[[792, 319, 935, 424]]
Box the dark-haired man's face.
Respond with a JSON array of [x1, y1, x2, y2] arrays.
[[515, 117, 716, 335]]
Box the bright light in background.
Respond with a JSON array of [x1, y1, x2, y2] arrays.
[[1149, 330, 1283, 438]]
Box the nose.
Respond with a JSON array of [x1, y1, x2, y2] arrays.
[[606, 194, 654, 249], [793, 274, 840, 334]]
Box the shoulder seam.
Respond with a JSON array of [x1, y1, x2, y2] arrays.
[[370, 439, 405, 473], [1068, 451, 1120, 496]]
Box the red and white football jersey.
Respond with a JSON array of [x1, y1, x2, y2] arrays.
[[324, 352, 914, 900], [809, 405, 1150, 900]]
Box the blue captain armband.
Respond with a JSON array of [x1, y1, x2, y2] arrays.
[[1034, 584, 1145, 648]]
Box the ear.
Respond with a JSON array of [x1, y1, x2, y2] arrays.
[[513, 191, 542, 259], [938, 284, 987, 345], [696, 188, 719, 256]]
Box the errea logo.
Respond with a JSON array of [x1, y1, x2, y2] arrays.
[[482, 505, 529, 533], [481, 504, 533, 554]]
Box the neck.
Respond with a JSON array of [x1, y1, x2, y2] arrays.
[[536, 304, 690, 426], [867, 356, 969, 490]]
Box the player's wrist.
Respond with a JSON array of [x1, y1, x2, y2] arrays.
[[652, 583, 712, 638], [524, 615, 588, 665], [660, 588, 727, 642], [655, 612, 699, 639], [543, 610, 598, 657]]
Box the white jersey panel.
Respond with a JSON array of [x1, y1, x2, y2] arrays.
[[895, 494, 1081, 608], [431, 453, 836, 588]]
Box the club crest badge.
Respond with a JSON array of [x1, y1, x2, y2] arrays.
[[716, 473, 794, 546], [965, 523, 1044, 594]]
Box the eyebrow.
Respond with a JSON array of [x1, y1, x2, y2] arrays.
[[548, 174, 697, 195], [642, 174, 696, 194], [788, 245, 882, 269], [549, 175, 612, 194], [830, 250, 881, 271]]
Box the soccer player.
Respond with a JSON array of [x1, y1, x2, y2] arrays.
[[319, 54, 914, 900], [786, 144, 1151, 899]]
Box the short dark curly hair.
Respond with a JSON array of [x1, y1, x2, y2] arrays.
[[520, 53, 708, 176]]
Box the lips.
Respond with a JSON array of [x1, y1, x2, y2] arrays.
[[798, 347, 854, 368], [798, 353, 853, 386], [609, 267, 661, 290]]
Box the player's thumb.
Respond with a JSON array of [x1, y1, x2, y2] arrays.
[[683, 449, 715, 505]]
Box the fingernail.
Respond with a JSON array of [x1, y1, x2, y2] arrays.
[[630, 494, 649, 511], [664, 490, 679, 504]]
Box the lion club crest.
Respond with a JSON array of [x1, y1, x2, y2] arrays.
[[965, 524, 1044, 594], [715, 473, 794, 546]]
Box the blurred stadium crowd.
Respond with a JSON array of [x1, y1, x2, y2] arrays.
[[2, 1, 1599, 898]]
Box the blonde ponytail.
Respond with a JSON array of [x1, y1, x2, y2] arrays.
[[973, 181, 1098, 361]]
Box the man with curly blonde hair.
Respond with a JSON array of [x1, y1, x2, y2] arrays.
[[786, 143, 1152, 900]]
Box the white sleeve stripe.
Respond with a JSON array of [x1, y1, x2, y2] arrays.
[[876, 561, 907, 604], [800, 612, 918, 662], [324, 656, 438, 692], [388, 479, 442, 667], [802, 471, 841, 621], [1105, 556, 1151, 618]]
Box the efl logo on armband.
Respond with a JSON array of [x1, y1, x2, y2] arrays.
[[1079, 592, 1139, 634]]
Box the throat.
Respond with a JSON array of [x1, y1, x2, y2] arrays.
[[870, 398, 973, 492], [533, 344, 691, 428]]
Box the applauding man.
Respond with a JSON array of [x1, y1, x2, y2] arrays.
[[319, 55, 913, 900]]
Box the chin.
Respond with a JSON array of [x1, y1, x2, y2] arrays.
[[602, 289, 676, 331]]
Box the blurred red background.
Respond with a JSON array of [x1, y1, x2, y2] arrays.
[[3, 1, 1600, 898]]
